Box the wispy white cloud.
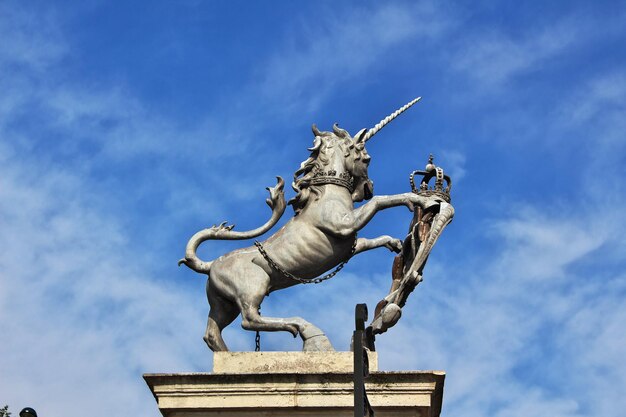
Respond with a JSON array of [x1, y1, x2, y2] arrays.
[[491, 390, 583, 417], [0, 150, 209, 415], [558, 71, 626, 154], [0, 3, 66, 71], [373, 203, 626, 416], [259, 2, 455, 112], [489, 206, 608, 281], [439, 149, 466, 183], [567, 72, 626, 121], [0, 6, 220, 415], [452, 18, 580, 87], [0, 11, 284, 243]]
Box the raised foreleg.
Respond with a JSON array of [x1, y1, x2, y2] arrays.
[[323, 193, 444, 238], [350, 193, 444, 231], [354, 236, 402, 255]]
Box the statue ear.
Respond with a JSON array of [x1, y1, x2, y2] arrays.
[[353, 128, 367, 143]]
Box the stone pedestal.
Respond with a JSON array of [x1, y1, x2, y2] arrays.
[[144, 352, 445, 417]]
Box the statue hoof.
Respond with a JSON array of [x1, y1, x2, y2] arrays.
[[302, 334, 335, 352], [381, 303, 402, 329], [299, 322, 334, 351]]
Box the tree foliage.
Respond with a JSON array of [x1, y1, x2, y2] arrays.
[[0, 405, 11, 417]]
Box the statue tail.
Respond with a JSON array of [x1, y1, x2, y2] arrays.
[[178, 177, 286, 274]]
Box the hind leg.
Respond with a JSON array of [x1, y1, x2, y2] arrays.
[[212, 258, 333, 350], [234, 271, 334, 351], [239, 302, 300, 337], [236, 281, 301, 337], [239, 302, 335, 351], [225, 263, 303, 336], [204, 286, 239, 351]]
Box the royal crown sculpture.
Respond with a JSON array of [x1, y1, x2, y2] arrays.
[[179, 97, 454, 352]]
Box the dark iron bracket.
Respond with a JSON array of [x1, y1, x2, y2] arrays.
[[354, 303, 375, 417]]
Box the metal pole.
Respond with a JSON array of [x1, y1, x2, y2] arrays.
[[354, 303, 367, 417]]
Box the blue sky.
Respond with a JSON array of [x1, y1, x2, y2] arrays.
[[1, 1, 625, 416]]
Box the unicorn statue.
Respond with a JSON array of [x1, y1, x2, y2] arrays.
[[179, 98, 449, 352]]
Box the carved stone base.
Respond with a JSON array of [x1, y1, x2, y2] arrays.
[[213, 351, 378, 374], [144, 352, 445, 417]]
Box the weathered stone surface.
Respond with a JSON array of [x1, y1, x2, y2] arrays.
[[144, 370, 445, 417], [213, 351, 378, 374]]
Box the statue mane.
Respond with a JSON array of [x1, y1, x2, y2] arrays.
[[289, 125, 354, 214]]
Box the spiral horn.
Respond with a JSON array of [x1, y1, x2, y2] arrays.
[[362, 97, 422, 143]]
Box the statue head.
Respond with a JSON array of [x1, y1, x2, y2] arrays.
[[341, 125, 374, 203], [289, 124, 373, 214], [289, 97, 423, 214]]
